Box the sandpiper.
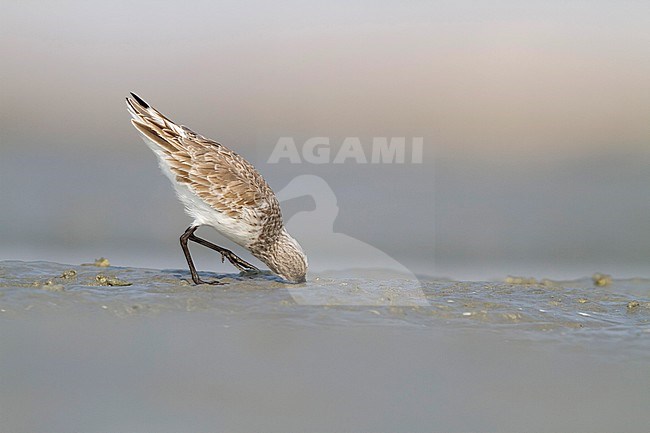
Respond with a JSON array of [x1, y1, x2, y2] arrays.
[[126, 93, 307, 284]]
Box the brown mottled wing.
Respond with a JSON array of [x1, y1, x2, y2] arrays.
[[181, 134, 279, 223], [126, 94, 282, 229]]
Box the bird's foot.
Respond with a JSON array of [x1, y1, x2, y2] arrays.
[[220, 250, 259, 272], [192, 277, 226, 286]]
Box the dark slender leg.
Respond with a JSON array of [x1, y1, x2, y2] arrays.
[[180, 226, 224, 285], [187, 233, 259, 272]]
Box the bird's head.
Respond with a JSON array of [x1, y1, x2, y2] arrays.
[[259, 229, 308, 283]]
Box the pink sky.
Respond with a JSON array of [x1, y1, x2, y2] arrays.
[[2, 1, 649, 160]]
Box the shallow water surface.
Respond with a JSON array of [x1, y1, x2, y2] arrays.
[[1, 260, 649, 433], [1, 260, 648, 333]]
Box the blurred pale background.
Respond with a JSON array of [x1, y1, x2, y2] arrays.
[[1, 0, 649, 279]]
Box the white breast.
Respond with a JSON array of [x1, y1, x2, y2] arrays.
[[145, 141, 262, 249]]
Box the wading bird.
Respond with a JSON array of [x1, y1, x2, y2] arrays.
[[126, 93, 307, 284]]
